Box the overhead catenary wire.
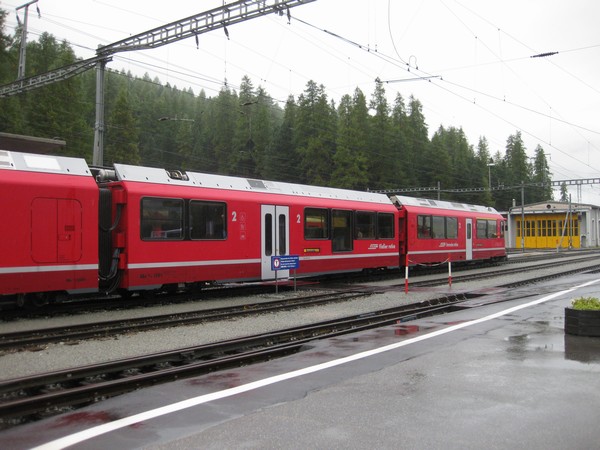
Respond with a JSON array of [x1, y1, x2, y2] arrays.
[[2, 1, 599, 201]]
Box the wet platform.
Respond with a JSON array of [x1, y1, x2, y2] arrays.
[[2, 273, 600, 449]]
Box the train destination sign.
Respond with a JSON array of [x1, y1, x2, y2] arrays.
[[271, 255, 300, 271]]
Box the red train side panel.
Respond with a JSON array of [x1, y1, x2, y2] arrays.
[[0, 151, 99, 299], [106, 164, 399, 292], [392, 195, 506, 266]]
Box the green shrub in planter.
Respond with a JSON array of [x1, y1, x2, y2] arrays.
[[571, 297, 600, 310], [565, 296, 600, 336]]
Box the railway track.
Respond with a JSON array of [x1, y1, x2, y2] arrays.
[[0, 294, 476, 428], [0, 291, 371, 350], [409, 254, 600, 287], [1, 249, 596, 320], [1, 254, 598, 352], [1, 253, 599, 429]]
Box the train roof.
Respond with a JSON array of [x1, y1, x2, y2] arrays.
[[113, 163, 393, 204], [0, 150, 92, 176], [391, 195, 500, 215]]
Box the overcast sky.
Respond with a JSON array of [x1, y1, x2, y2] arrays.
[[3, 0, 600, 204]]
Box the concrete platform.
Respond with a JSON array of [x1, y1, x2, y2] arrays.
[[2, 273, 600, 449]]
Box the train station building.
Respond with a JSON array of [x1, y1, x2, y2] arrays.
[[505, 201, 600, 250]]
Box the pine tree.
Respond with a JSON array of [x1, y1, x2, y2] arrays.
[[266, 95, 300, 182], [476, 137, 494, 206], [0, 7, 18, 132], [368, 79, 393, 188], [531, 144, 553, 202], [406, 96, 430, 187], [332, 90, 369, 189], [211, 86, 238, 174], [389, 93, 409, 187], [559, 183, 569, 202], [104, 88, 141, 165], [295, 80, 336, 185]]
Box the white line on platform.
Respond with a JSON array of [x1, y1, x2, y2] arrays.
[[34, 278, 600, 450]]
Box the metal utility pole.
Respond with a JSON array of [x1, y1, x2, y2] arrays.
[[521, 181, 525, 252], [93, 60, 107, 166], [487, 163, 495, 191], [16, 0, 39, 79], [90, 0, 316, 166]]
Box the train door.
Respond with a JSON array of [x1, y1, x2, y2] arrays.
[[31, 198, 82, 263], [465, 218, 473, 260], [261, 205, 290, 280]]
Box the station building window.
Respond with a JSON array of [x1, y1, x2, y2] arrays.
[[516, 218, 579, 238]]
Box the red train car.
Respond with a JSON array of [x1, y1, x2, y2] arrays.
[[392, 195, 506, 266], [102, 163, 400, 294], [0, 151, 99, 305], [1, 150, 506, 305]]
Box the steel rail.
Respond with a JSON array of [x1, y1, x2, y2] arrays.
[[0, 298, 461, 423]]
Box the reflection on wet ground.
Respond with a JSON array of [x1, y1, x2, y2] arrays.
[[564, 334, 600, 363], [393, 324, 422, 336], [497, 319, 600, 364]]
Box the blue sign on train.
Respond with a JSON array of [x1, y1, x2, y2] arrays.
[[271, 255, 300, 271]]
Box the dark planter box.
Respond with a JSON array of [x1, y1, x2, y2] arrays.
[[565, 307, 600, 337]]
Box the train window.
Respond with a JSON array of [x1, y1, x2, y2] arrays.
[[141, 197, 183, 240], [476, 219, 499, 239], [432, 216, 445, 238], [305, 208, 329, 239], [488, 220, 498, 237], [190, 201, 227, 240], [355, 211, 376, 239], [378, 213, 395, 239], [265, 213, 273, 256], [476, 219, 487, 239], [278, 214, 287, 255], [418, 215, 432, 239], [446, 217, 458, 239], [332, 209, 353, 252]]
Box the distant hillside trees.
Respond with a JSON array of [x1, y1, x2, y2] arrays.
[[0, 12, 553, 210]]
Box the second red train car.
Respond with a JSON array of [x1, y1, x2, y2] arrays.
[[392, 195, 506, 266]]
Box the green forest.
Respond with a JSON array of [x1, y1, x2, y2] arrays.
[[0, 8, 555, 211]]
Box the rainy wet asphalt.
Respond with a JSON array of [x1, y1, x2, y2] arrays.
[[3, 272, 600, 450]]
